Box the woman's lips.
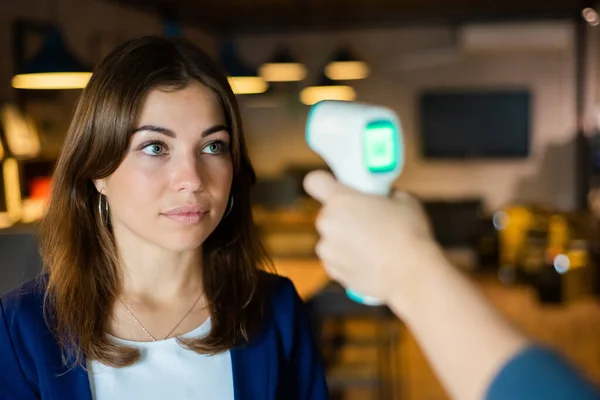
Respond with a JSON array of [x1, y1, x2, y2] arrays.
[[161, 205, 209, 224]]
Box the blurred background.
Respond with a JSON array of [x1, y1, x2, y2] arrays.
[[3, 0, 600, 398]]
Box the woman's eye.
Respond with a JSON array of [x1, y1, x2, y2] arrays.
[[203, 141, 228, 155], [142, 143, 167, 156]]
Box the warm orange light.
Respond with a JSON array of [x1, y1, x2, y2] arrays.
[[227, 76, 268, 95], [300, 85, 356, 105], [259, 63, 307, 82], [325, 61, 370, 80], [12, 72, 92, 90]]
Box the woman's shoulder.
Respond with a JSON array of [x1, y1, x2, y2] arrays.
[[259, 271, 302, 308], [0, 275, 47, 326], [257, 271, 311, 339]]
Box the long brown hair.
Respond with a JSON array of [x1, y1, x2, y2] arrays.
[[38, 36, 271, 368]]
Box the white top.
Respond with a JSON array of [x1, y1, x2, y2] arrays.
[[87, 318, 234, 400]]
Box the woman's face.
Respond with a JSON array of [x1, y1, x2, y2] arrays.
[[96, 82, 233, 253]]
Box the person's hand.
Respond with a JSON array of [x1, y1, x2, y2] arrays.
[[303, 170, 447, 310]]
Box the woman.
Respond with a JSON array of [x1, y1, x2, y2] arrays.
[[0, 36, 328, 400]]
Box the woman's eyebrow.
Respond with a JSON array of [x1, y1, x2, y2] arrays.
[[131, 124, 229, 138]]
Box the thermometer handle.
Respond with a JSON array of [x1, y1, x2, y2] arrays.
[[339, 179, 388, 307], [305, 100, 403, 308], [346, 289, 386, 306]]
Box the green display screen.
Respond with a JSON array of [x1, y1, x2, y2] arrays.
[[363, 121, 398, 173]]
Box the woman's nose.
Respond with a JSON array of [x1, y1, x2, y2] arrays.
[[171, 153, 204, 193]]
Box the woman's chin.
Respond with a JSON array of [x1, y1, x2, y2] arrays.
[[158, 232, 208, 253]]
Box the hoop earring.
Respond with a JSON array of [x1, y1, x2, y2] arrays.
[[98, 191, 109, 226], [224, 195, 234, 219]]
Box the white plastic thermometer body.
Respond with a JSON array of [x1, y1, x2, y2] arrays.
[[306, 100, 404, 306]]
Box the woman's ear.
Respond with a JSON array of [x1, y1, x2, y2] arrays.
[[93, 179, 106, 194]]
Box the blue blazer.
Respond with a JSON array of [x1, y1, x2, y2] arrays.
[[0, 273, 329, 400]]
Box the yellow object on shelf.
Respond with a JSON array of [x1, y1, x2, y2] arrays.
[[2, 158, 23, 224], [1, 103, 41, 159], [496, 205, 548, 268]]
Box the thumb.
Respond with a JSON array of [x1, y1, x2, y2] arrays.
[[303, 170, 341, 204]]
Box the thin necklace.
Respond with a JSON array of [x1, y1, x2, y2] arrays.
[[119, 292, 203, 342]]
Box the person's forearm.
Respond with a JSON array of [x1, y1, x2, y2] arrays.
[[389, 244, 529, 400]]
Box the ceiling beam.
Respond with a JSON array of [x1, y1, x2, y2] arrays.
[[106, 0, 588, 35]]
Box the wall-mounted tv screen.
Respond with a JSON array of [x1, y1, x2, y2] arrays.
[[419, 89, 531, 159]]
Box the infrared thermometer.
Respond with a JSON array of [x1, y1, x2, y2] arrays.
[[306, 100, 404, 306]]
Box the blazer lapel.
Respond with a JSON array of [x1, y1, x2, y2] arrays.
[[61, 363, 94, 400], [230, 326, 278, 400], [44, 346, 93, 400]]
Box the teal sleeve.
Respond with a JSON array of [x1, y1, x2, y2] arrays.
[[486, 345, 600, 400]]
